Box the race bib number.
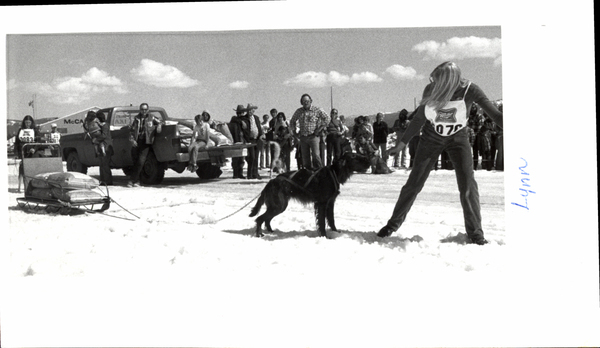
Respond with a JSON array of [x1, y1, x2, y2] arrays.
[[435, 123, 463, 136], [19, 129, 35, 143], [50, 133, 61, 143], [428, 106, 466, 136]]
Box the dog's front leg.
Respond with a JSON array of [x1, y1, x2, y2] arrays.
[[326, 197, 337, 232], [314, 202, 328, 237]]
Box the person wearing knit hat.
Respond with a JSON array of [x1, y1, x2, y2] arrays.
[[392, 109, 410, 168]]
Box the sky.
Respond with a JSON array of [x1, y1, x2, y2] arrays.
[[5, 17, 502, 123]]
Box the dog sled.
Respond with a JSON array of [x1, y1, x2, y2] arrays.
[[16, 143, 111, 215]]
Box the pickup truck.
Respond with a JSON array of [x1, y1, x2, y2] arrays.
[[59, 105, 252, 184]]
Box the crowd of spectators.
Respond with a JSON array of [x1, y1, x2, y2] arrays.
[[178, 96, 506, 179], [237, 98, 503, 178], [11, 97, 503, 187]]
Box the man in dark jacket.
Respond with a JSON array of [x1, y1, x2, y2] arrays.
[[96, 111, 113, 185], [372, 112, 390, 164], [240, 103, 264, 179], [127, 103, 162, 187], [228, 105, 247, 179], [478, 115, 495, 171]]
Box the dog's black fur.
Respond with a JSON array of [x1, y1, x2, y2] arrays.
[[249, 152, 371, 237]]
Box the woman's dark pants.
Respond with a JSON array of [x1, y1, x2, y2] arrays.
[[130, 142, 151, 184], [386, 124, 484, 240], [326, 134, 342, 166], [99, 144, 113, 185]]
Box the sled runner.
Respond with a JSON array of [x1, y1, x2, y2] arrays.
[[16, 143, 111, 214]]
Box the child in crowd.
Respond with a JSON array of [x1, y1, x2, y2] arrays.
[[83, 110, 107, 157], [188, 113, 214, 172]]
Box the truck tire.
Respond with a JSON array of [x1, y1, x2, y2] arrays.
[[140, 151, 165, 185], [196, 162, 223, 179], [66, 152, 88, 174]]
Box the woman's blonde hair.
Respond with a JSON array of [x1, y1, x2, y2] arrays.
[[420, 61, 467, 110]]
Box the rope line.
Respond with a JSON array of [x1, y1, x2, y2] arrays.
[[94, 185, 140, 220], [107, 197, 141, 220], [90, 210, 139, 221], [210, 192, 261, 224]]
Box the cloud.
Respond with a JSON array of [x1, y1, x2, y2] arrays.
[[82, 67, 123, 87], [328, 71, 351, 86], [350, 71, 383, 84], [284, 71, 330, 88], [26, 68, 127, 105], [413, 36, 502, 63], [131, 59, 199, 88], [284, 70, 381, 87], [229, 80, 249, 89], [386, 65, 425, 80]]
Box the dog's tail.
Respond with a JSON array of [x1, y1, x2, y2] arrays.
[[249, 188, 266, 217]]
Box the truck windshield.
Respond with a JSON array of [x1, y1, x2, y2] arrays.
[[112, 109, 166, 128]]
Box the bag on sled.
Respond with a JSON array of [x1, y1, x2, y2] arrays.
[[18, 143, 111, 214], [29, 171, 100, 190]]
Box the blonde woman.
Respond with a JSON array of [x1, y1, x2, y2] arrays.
[[188, 113, 213, 172], [380, 61, 503, 245]]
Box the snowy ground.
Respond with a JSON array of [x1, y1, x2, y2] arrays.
[[2, 156, 599, 347]]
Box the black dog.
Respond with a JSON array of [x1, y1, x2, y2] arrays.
[[249, 152, 371, 237]]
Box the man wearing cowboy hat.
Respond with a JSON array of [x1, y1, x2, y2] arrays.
[[228, 104, 247, 179], [240, 103, 264, 179]]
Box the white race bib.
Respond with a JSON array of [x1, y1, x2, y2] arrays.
[[424, 82, 470, 137], [18, 129, 35, 143], [50, 132, 61, 143]]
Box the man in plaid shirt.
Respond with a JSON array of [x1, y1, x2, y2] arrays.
[[289, 93, 330, 170]]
